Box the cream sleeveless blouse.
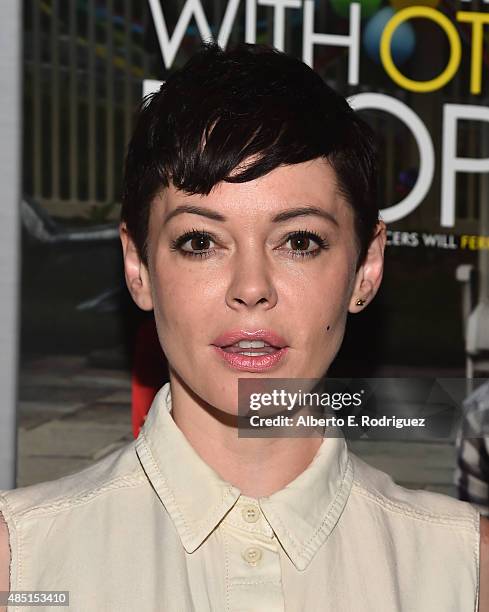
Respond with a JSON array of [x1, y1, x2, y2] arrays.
[[0, 382, 480, 611]]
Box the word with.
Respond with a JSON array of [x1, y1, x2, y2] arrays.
[[148, 1, 489, 94]]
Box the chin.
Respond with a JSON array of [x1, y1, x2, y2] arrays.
[[201, 386, 240, 417]]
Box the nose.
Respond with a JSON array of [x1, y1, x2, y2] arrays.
[[225, 251, 278, 311]]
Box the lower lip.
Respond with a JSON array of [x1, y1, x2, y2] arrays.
[[212, 346, 288, 372]]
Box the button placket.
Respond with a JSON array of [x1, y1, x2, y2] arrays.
[[242, 546, 263, 566], [222, 503, 284, 612], [242, 504, 260, 523], [223, 501, 274, 538]]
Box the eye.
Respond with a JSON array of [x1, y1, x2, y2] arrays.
[[283, 230, 329, 258], [170, 230, 216, 258]]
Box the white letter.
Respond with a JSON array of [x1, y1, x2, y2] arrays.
[[287, 392, 298, 409], [148, 0, 241, 69], [142, 79, 163, 98], [217, 0, 242, 48], [249, 393, 261, 410], [441, 103, 489, 227], [349, 93, 435, 224], [245, 0, 257, 43], [258, 0, 301, 50], [303, 1, 360, 85]]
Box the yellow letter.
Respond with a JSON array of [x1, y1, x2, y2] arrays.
[[457, 11, 489, 95], [380, 6, 461, 93]]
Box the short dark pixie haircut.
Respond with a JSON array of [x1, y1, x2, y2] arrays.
[[121, 42, 378, 266]]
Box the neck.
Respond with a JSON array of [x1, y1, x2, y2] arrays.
[[168, 375, 324, 498]]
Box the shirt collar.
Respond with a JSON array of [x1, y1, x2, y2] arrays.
[[135, 382, 353, 571]]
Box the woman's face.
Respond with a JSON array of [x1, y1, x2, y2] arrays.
[[122, 158, 385, 414]]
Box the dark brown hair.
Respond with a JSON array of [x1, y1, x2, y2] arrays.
[[121, 41, 379, 265]]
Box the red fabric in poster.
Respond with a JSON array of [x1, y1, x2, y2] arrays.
[[131, 317, 168, 438]]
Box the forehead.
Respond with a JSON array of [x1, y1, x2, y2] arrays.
[[152, 158, 353, 226]]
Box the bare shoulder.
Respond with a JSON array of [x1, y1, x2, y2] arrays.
[[480, 517, 489, 612], [0, 512, 10, 611]]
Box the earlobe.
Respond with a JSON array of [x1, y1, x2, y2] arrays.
[[348, 282, 373, 314], [119, 223, 154, 312], [348, 221, 386, 314]]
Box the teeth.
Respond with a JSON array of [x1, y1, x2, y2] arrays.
[[240, 351, 269, 356], [236, 340, 269, 348]]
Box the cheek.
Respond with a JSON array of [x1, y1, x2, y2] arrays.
[[281, 260, 353, 332], [150, 260, 219, 348]]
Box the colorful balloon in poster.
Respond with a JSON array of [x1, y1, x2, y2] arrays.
[[390, 0, 439, 9], [330, 0, 382, 19], [363, 7, 416, 65]]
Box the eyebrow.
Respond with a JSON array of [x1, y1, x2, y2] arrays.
[[163, 204, 339, 227]]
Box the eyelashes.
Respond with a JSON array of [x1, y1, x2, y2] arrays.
[[169, 228, 330, 260], [286, 229, 329, 258], [170, 229, 214, 259]]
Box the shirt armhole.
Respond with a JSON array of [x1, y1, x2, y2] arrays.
[[0, 511, 11, 595]]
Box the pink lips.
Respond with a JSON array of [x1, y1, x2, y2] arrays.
[[212, 329, 287, 348], [211, 329, 289, 372]]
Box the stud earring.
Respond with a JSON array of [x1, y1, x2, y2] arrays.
[[355, 298, 366, 306]]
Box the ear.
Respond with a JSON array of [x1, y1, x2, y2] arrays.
[[348, 221, 386, 314], [119, 222, 154, 311]]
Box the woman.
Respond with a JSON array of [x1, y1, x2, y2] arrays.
[[1, 42, 487, 611]]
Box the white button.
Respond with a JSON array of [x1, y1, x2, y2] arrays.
[[242, 505, 260, 523], [242, 546, 263, 565]]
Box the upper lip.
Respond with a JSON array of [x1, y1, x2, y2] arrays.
[[212, 329, 288, 349]]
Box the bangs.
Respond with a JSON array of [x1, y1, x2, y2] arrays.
[[140, 45, 349, 194], [122, 42, 378, 265]]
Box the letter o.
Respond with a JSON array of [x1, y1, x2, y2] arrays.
[[348, 93, 435, 223], [380, 7, 461, 93]]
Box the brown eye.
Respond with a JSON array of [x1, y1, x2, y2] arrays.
[[285, 232, 320, 254], [281, 230, 329, 259], [289, 235, 311, 251], [170, 230, 218, 259], [189, 235, 211, 251]]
